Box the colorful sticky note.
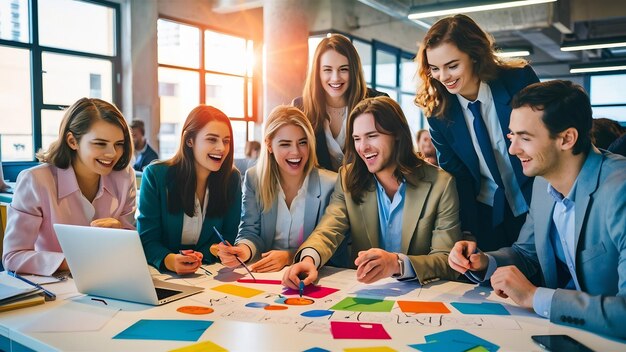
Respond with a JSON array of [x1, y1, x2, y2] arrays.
[[450, 302, 510, 315], [301, 309, 334, 318], [344, 347, 397, 352], [245, 302, 269, 308], [211, 284, 264, 298], [330, 321, 391, 340], [169, 340, 227, 352], [114, 319, 212, 341], [237, 279, 282, 285], [331, 297, 394, 312], [283, 285, 339, 298], [303, 348, 331, 352], [426, 329, 499, 352], [409, 340, 478, 352], [397, 301, 450, 314]]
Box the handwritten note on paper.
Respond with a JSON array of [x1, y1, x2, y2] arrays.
[[211, 284, 264, 298]]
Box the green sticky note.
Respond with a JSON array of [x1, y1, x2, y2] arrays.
[[330, 297, 395, 312]]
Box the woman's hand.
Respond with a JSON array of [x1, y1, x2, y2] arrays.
[[90, 218, 123, 228], [249, 250, 292, 273], [216, 243, 251, 268], [164, 252, 202, 275]]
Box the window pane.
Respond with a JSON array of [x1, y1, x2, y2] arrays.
[[157, 19, 200, 68], [590, 74, 626, 105], [308, 36, 324, 74], [400, 56, 418, 92], [42, 52, 113, 105], [376, 50, 396, 87], [206, 73, 244, 118], [592, 106, 626, 124], [400, 93, 423, 147], [158, 67, 199, 159], [231, 120, 247, 159], [0, 0, 29, 43], [39, 0, 115, 56], [41, 109, 65, 152], [205, 30, 246, 75], [377, 87, 397, 101], [354, 40, 372, 84], [0, 46, 32, 161]]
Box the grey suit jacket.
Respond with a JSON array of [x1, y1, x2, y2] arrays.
[[488, 148, 626, 339], [235, 167, 337, 262]]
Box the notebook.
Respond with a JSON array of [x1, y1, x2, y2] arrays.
[[54, 224, 203, 305]]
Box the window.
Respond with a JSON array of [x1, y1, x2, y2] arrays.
[[590, 74, 626, 124], [157, 18, 257, 159], [0, 0, 120, 162]]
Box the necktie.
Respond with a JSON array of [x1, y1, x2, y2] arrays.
[[468, 101, 505, 226]]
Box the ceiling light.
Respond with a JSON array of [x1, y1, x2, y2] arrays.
[[561, 37, 626, 52], [495, 47, 533, 57], [408, 0, 557, 20], [569, 60, 626, 74]]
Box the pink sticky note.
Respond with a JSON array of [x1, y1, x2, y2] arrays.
[[282, 285, 339, 298], [237, 279, 282, 285], [330, 321, 391, 340]]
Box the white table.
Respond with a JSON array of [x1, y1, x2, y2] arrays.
[[0, 265, 624, 351]]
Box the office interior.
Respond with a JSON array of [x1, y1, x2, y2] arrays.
[[1, 0, 626, 176]]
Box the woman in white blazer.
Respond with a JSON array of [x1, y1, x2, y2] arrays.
[[216, 105, 346, 272]]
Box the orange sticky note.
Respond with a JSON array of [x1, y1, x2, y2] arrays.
[[397, 300, 450, 314], [211, 284, 263, 298]]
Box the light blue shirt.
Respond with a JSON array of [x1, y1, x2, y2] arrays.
[[374, 178, 417, 280], [456, 82, 528, 216]]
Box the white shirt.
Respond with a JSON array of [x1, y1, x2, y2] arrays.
[[323, 106, 348, 170], [181, 188, 209, 245], [456, 82, 528, 216], [273, 175, 309, 251]]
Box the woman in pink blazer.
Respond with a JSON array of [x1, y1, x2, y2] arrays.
[[2, 98, 136, 276]]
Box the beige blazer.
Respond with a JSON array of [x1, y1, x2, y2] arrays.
[[295, 162, 461, 284]]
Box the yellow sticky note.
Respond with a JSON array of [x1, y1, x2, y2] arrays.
[[211, 284, 263, 298], [344, 347, 397, 352], [467, 347, 489, 352], [169, 341, 227, 352]]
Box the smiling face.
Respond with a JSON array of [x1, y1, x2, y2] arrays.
[[189, 120, 231, 177], [418, 130, 436, 157], [426, 42, 480, 101], [352, 112, 396, 177], [319, 49, 350, 106], [508, 105, 563, 180], [68, 119, 125, 178], [269, 123, 310, 181]]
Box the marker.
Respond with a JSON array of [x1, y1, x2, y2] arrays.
[[213, 226, 256, 281], [299, 281, 305, 298]]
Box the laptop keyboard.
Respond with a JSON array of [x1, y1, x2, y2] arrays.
[[155, 287, 181, 300]]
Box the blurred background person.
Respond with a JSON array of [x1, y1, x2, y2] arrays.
[[131, 119, 159, 172], [590, 117, 625, 150], [416, 129, 438, 166]]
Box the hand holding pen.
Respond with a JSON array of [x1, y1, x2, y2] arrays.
[[448, 240, 488, 274], [179, 250, 212, 276], [213, 227, 256, 280]]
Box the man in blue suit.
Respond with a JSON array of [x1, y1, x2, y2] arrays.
[[448, 80, 626, 339]]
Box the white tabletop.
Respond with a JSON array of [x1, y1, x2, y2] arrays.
[[0, 265, 624, 352]]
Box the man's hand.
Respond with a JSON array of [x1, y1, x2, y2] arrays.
[[354, 248, 399, 284], [448, 240, 488, 274], [282, 257, 318, 290], [490, 265, 537, 308], [216, 243, 251, 268], [249, 250, 292, 273]]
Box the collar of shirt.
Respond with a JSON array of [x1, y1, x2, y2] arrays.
[[456, 81, 492, 110], [57, 164, 113, 201], [547, 181, 577, 210]]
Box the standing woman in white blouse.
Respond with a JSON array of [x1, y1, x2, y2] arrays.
[[292, 34, 387, 172], [216, 105, 346, 272], [138, 105, 241, 275]]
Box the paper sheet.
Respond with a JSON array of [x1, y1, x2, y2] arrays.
[[20, 301, 119, 332]]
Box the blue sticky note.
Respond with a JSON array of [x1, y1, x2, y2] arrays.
[[303, 348, 330, 352], [409, 340, 478, 352], [450, 302, 510, 315], [301, 310, 334, 318], [113, 319, 213, 341], [425, 329, 499, 352]]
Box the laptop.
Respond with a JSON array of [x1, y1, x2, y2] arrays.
[[54, 224, 204, 305]]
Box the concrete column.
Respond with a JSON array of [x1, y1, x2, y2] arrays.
[[263, 0, 310, 117]]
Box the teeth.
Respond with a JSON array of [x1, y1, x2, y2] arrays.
[[287, 158, 301, 163], [329, 83, 342, 88], [364, 153, 377, 159], [444, 79, 458, 87], [98, 160, 112, 165], [209, 154, 222, 159]]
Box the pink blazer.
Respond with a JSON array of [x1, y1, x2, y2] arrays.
[[2, 163, 136, 276]]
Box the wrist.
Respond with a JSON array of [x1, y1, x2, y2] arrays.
[[393, 253, 404, 277], [301, 255, 315, 265]]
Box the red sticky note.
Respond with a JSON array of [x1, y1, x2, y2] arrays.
[[330, 321, 391, 340], [236, 279, 282, 285], [397, 300, 450, 314], [282, 285, 339, 298]]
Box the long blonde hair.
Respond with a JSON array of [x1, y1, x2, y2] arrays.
[[255, 105, 318, 212], [414, 14, 528, 118]]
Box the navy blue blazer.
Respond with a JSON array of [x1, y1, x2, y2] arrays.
[[138, 163, 242, 270], [427, 66, 539, 236], [133, 144, 159, 172]]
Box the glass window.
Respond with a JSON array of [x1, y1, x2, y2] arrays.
[[157, 19, 200, 69], [205, 73, 244, 118], [38, 0, 115, 56], [353, 40, 372, 84], [0, 46, 32, 161], [41, 109, 65, 152], [308, 36, 324, 73], [205, 30, 246, 75], [376, 50, 396, 87], [592, 106, 626, 123], [0, 0, 29, 43], [400, 93, 423, 146], [590, 74, 626, 105], [231, 120, 247, 158], [400, 56, 418, 92], [42, 52, 113, 105]]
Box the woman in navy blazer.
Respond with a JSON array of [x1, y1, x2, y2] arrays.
[[415, 15, 538, 251], [217, 105, 346, 272], [138, 105, 241, 274]]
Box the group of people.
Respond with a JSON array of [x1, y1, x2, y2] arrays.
[[2, 14, 624, 340]]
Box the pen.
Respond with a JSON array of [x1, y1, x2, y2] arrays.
[[8, 271, 56, 301], [178, 250, 213, 275], [299, 281, 304, 298], [213, 226, 256, 281]]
